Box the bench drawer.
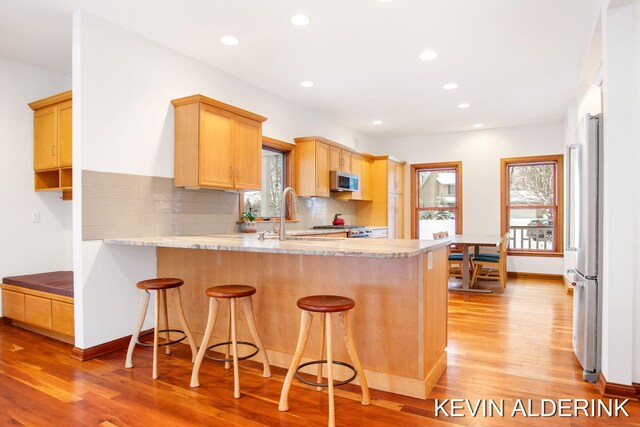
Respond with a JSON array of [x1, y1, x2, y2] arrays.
[[25, 295, 52, 330], [2, 289, 25, 322], [52, 301, 74, 336]]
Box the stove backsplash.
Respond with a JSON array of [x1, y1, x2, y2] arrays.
[[254, 196, 357, 232]]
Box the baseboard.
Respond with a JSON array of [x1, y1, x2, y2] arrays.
[[71, 328, 153, 361], [507, 272, 563, 281], [0, 317, 11, 326], [634, 383, 640, 399], [597, 372, 639, 400]]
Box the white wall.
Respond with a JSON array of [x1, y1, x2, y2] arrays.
[[73, 12, 372, 348], [0, 56, 72, 315], [599, 1, 638, 385], [362, 122, 566, 274]]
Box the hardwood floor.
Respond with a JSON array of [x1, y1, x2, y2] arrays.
[[0, 278, 638, 426]]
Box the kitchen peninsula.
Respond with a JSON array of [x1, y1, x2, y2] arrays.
[[105, 235, 449, 398]]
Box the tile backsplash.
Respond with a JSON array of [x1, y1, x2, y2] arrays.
[[82, 170, 356, 240]]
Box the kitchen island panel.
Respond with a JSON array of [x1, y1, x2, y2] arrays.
[[157, 245, 447, 398]]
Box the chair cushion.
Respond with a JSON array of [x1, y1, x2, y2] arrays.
[[2, 271, 74, 297], [448, 253, 475, 261], [474, 254, 500, 263]]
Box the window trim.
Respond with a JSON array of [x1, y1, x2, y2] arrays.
[[239, 136, 296, 221], [410, 161, 463, 239], [500, 154, 564, 257]]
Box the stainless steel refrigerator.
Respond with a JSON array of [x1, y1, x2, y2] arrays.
[[566, 113, 603, 383]]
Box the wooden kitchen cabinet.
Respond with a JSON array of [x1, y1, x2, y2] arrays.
[[388, 159, 405, 195], [356, 156, 406, 238], [294, 139, 330, 197], [329, 146, 352, 173], [172, 94, 267, 191], [28, 91, 73, 198]]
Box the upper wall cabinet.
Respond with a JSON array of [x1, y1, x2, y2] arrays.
[[329, 146, 352, 173], [294, 136, 373, 199], [171, 95, 267, 191], [293, 138, 330, 197], [28, 90, 73, 199]]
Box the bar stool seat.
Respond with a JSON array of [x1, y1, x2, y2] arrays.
[[297, 295, 355, 312], [206, 285, 256, 299], [137, 278, 184, 290], [191, 284, 271, 399], [125, 277, 198, 380], [279, 294, 370, 427]]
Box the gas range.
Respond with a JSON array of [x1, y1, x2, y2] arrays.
[[311, 225, 373, 238]]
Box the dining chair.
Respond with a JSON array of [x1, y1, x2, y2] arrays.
[[471, 233, 509, 289], [432, 231, 467, 279]]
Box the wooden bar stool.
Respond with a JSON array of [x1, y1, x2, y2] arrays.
[[190, 285, 271, 398], [125, 278, 198, 379], [278, 295, 370, 427]]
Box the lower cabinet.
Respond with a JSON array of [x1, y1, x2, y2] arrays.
[[1, 285, 74, 343]]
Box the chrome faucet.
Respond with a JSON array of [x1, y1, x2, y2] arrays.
[[279, 187, 300, 241]]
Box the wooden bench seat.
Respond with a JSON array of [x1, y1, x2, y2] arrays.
[[1, 271, 74, 344]]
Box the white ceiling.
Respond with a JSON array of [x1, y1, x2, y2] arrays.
[[0, 0, 600, 137]]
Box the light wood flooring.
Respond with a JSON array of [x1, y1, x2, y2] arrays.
[[0, 278, 638, 426]]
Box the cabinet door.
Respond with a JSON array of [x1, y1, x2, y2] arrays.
[[34, 105, 58, 171], [362, 158, 373, 201], [57, 100, 72, 167], [199, 104, 234, 188], [395, 162, 405, 195], [341, 151, 353, 173], [395, 193, 404, 238], [329, 146, 341, 171], [233, 116, 262, 190], [387, 161, 396, 194], [387, 193, 396, 238], [350, 155, 363, 200], [316, 142, 330, 197]]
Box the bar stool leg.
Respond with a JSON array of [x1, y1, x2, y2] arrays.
[[224, 313, 231, 370], [161, 290, 171, 355], [125, 290, 150, 369], [152, 291, 160, 379], [278, 310, 313, 412], [173, 287, 198, 363], [326, 313, 335, 427], [316, 313, 326, 391], [339, 311, 370, 405], [230, 298, 240, 398], [242, 296, 271, 378], [190, 297, 220, 388]]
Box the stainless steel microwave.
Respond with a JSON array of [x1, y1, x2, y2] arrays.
[[330, 170, 358, 192]]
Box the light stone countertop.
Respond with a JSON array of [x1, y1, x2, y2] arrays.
[[104, 233, 447, 259]]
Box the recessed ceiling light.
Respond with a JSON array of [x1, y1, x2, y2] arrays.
[[443, 83, 458, 90], [473, 123, 484, 128], [377, 0, 394, 2], [290, 14, 311, 26], [457, 103, 471, 109], [372, 120, 383, 125], [300, 81, 315, 87], [419, 50, 438, 61], [220, 36, 239, 46]]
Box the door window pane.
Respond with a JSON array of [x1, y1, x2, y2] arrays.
[[418, 170, 456, 208], [418, 210, 456, 239], [243, 149, 284, 218], [508, 164, 554, 206], [508, 208, 555, 250]]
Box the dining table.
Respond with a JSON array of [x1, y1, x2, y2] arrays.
[[447, 234, 503, 293]]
